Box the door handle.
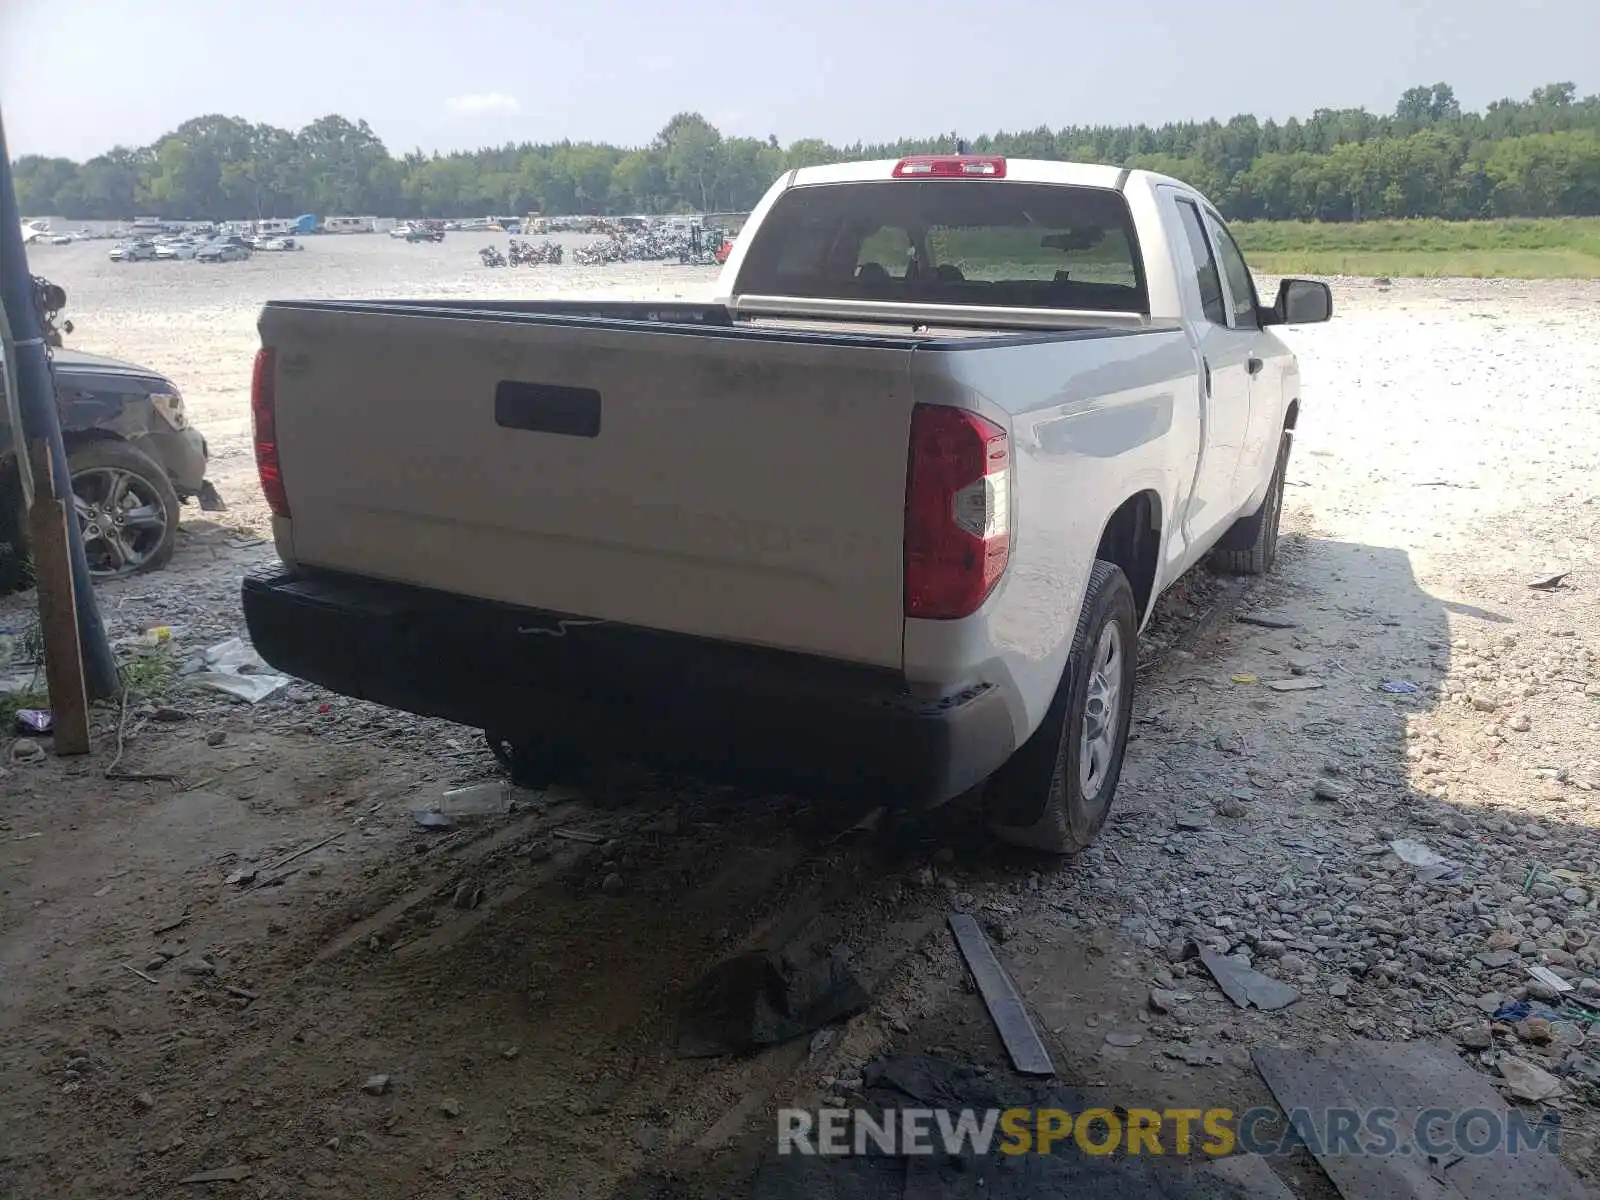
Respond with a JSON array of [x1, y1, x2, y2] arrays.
[[1247, 356, 1265, 376]]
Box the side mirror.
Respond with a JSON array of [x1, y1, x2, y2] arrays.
[[1261, 278, 1332, 325]]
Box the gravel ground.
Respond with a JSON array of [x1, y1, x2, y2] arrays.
[[2, 242, 1598, 1198]]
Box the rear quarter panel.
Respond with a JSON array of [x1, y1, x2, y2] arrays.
[[904, 329, 1201, 740]]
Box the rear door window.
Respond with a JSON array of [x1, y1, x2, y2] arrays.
[[1173, 199, 1227, 326]]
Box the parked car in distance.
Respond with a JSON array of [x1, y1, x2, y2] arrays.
[[243, 155, 1332, 853], [109, 239, 157, 262], [0, 281, 223, 588], [154, 238, 200, 260], [197, 236, 251, 262]]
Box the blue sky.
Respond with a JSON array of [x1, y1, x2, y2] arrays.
[[3, 0, 1596, 160]]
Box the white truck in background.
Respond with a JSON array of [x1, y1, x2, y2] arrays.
[[241, 154, 1331, 853]]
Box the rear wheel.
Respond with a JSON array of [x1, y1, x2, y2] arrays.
[[1209, 430, 1291, 576], [984, 561, 1138, 854]]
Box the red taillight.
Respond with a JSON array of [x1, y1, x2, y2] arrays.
[[251, 347, 290, 518], [905, 405, 1011, 620], [892, 156, 1007, 180]]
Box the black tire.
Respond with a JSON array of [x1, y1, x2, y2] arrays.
[[984, 561, 1139, 854], [1209, 430, 1291, 576], [66, 440, 180, 579]]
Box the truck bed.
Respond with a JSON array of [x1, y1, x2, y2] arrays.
[[257, 299, 1166, 670]]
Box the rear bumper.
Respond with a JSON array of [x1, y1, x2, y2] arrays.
[[242, 569, 1015, 805]]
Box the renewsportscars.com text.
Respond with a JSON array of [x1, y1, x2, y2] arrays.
[[777, 1105, 1559, 1158]]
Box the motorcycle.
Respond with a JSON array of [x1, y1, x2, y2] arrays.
[[507, 238, 564, 266], [479, 246, 507, 268]]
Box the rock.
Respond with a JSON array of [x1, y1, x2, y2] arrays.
[[1104, 1032, 1144, 1048], [1458, 1025, 1493, 1050], [1311, 779, 1347, 802], [1216, 797, 1249, 819], [1149, 989, 1178, 1014], [1175, 815, 1210, 831], [11, 738, 44, 764], [145, 957, 169, 972], [360, 1075, 391, 1095], [205, 729, 228, 747], [600, 873, 626, 896], [1528, 980, 1563, 1003], [1562, 887, 1589, 905], [1499, 1057, 1562, 1103], [134, 1090, 156, 1110], [1471, 696, 1499, 713], [1515, 1017, 1553, 1045], [439, 1098, 462, 1118], [1508, 714, 1531, 732], [1278, 953, 1308, 974], [1328, 980, 1350, 998], [179, 959, 216, 977], [150, 707, 191, 722], [452, 883, 484, 909]]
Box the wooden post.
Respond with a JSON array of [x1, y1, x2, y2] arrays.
[[26, 442, 91, 755]]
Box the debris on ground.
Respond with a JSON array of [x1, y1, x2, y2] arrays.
[[677, 945, 871, 1058], [1388, 837, 1465, 883], [1255, 1039, 1591, 1200], [1199, 949, 1301, 1011], [13, 708, 51, 734], [182, 637, 290, 703], [177, 1164, 253, 1185], [949, 913, 1055, 1077], [360, 1074, 391, 1095]]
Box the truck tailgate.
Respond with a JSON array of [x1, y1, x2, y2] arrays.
[[259, 304, 918, 668]]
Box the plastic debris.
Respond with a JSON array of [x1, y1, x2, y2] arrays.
[[183, 637, 290, 704], [14, 708, 51, 734], [1388, 838, 1464, 883], [435, 780, 532, 818], [1528, 964, 1574, 994], [1381, 680, 1420, 694], [1230, 673, 1258, 685]]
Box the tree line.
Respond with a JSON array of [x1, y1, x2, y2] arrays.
[[12, 82, 1600, 223]]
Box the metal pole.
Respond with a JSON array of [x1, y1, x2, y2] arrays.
[[0, 108, 120, 701]]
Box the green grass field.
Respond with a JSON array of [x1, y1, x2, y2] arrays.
[[1232, 217, 1600, 279]]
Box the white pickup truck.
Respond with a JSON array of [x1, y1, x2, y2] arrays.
[[242, 155, 1331, 853]]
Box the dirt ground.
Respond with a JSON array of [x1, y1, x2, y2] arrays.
[[2, 263, 1599, 1199]]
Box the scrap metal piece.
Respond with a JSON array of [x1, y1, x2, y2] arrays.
[[1200, 949, 1301, 1011], [1253, 1038, 1594, 1200], [947, 913, 1054, 1077]]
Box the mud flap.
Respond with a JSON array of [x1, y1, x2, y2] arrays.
[[197, 480, 228, 512]]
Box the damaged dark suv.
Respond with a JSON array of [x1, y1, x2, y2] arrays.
[[1, 278, 222, 589]]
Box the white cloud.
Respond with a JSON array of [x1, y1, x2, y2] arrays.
[[445, 93, 521, 117]]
